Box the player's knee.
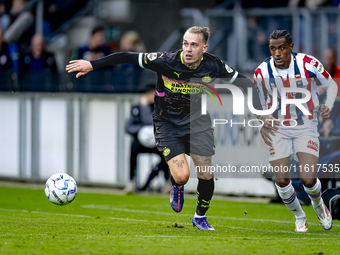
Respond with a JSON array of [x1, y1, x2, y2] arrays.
[[275, 178, 290, 188], [300, 178, 316, 188], [174, 172, 190, 185]]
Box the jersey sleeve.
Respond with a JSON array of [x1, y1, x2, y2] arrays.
[[137, 52, 168, 72], [90, 52, 139, 69], [304, 55, 338, 110], [305, 55, 333, 88], [219, 61, 239, 83]]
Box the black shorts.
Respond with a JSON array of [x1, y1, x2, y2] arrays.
[[153, 117, 215, 162]]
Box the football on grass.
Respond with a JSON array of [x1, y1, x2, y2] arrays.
[[45, 173, 77, 205]]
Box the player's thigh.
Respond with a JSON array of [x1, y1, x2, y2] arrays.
[[293, 122, 319, 187], [188, 128, 215, 159], [155, 135, 190, 182], [271, 156, 291, 187], [293, 123, 319, 165], [266, 130, 293, 162], [190, 153, 212, 180], [297, 152, 318, 187], [188, 128, 215, 180], [167, 153, 190, 183]]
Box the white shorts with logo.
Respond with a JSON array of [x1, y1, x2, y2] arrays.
[[266, 120, 319, 162]]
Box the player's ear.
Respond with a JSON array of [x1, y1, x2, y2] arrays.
[[203, 44, 208, 53], [289, 43, 294, 52]]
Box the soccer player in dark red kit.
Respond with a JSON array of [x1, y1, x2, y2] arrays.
[[67, 26, 271, 230]]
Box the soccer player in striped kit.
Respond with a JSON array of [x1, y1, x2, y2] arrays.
[[254, 30, 338, 232]]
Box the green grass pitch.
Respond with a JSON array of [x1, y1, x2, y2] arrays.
[[0, 183, 339, 255]]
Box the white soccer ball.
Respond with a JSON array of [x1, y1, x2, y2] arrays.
[[45, 173, 77, 205], [138, 125, 156, 148]]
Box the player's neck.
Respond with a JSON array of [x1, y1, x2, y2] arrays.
[[184, 59, 202, 69]]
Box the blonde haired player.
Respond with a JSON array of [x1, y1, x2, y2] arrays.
[[67, 26, 272, 230]]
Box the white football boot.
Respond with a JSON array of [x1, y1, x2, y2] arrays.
[[312, 200, 332, 230], [295, 217, 308, 232]]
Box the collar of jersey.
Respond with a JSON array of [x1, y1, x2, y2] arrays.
[[180, 51, 204, 65]]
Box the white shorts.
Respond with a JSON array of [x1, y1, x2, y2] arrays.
[[266, 120, 319, 162]]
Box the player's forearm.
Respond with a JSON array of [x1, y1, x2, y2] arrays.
[[232, 73, 263, 111], [324, 79, 338, 111], [90, 52, 139, 69]]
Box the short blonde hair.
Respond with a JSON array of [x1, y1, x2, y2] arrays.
[[186, 26, 210, 44]]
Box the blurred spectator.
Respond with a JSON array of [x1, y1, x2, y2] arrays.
[[111, 30, 146, 92], [124, 83, 170, 194], [319, 48, 340, 137], [289, 0, 331, 9], [10, 0, 25, 14], [44, 0, 88, 34], [72, 25, 112, 92], [0, 25, 14, 90], [19, 33, 58, 91], [2, 0, 34, 45], [73, 25, 111, 61], [247, 16, 268, 67], [323, 48, 340, 80], [0, 1, 5, 13], [119, 31, 146, 52]]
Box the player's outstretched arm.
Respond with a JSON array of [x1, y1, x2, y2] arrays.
[[66, 60, 93, 78], [66, 52, 140, 78]]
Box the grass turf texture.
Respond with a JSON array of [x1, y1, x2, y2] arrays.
[[0, 185, 339, 255]]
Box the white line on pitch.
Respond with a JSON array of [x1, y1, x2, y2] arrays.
[[80, 204, 340, 227], [1, 208, 340, 237]]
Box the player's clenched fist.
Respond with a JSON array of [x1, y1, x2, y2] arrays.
[[66, 60, 93, 78], [320, 104, 331, 119]]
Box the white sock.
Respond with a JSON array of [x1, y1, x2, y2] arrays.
[[303, 178, 322, 207], [194, 212, 205, 218], [275, 182, 306, 219]]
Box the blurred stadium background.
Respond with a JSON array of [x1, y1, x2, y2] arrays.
[[1, 0, 340, 197]]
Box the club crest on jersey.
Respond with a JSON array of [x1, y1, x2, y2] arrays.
[[269, 147, 275, 156], [163, 148, 171, 157], [202, 75, 211, 83], [147, 53, 157, 61], [225, 64, 233, 73], [295, 74, 302, 85]]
